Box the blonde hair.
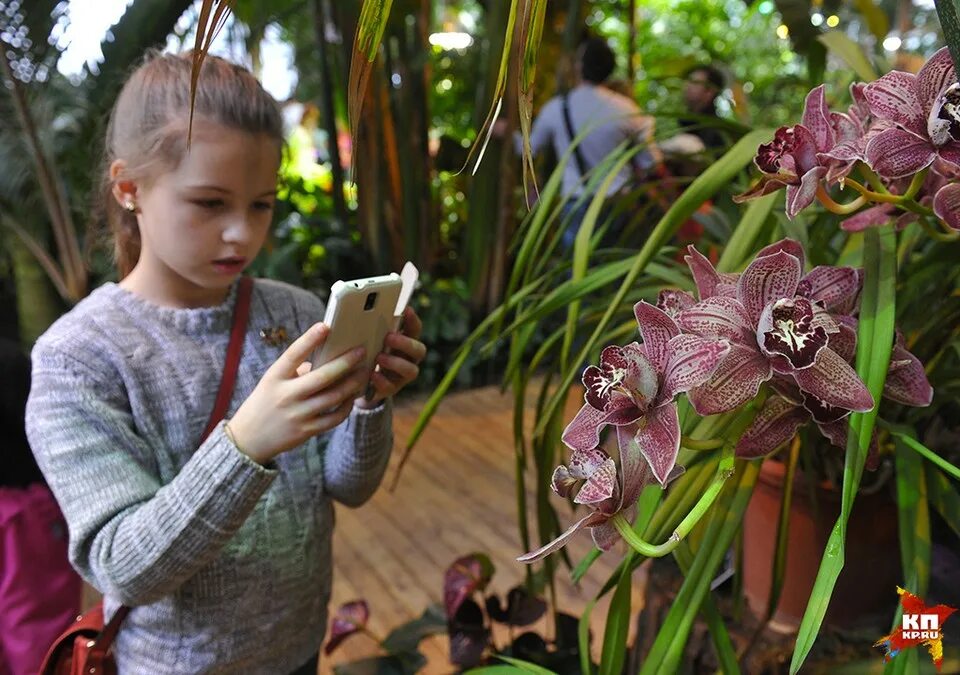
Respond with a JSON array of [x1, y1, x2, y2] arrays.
[[99, 50, 284, 278]]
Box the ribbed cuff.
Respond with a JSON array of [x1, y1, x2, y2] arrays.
[[172, 421, 278, 533]]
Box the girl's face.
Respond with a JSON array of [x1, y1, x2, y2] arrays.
[[117, 119, 281, 308]]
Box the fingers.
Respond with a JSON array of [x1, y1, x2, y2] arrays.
[[273, 323, 328, 377], [376, 353, 420, 383], [401, 307, 423, 340], [292, 345, 366, 397], [295, 362, 312, 377], [299, 368, 368, 415], [383, 333, 427, 363], [304, 397, 355, 435]]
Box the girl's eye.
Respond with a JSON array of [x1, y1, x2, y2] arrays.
[[193, 199, 224, 209], [252, 201, 274, 211]]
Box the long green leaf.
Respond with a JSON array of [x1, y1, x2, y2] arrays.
[[599, 562, 633, 675], [579, 597, 598, 675], [935, 0, 960, 76], [516, 0, 547, 196], [884, 436, 931, 675], [347, 0, 394, 143], [817, 29, 879, 81], [790, 225, 898, 673], [534, 129, 774, 437], [716, 192, 778, 273]]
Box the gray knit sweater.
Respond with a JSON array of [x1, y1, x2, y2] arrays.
[[25, 278, 393, 674]]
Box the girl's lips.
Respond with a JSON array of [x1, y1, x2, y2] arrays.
[[212, 257, 246, 273]]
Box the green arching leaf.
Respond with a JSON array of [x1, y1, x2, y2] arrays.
[[716, 192, 778, 273], [347, 0, 395, 149], [790, 225, 898, 674], [489, 655, 557, 674], [673, 546, 741, 675], [598, 563, 633, 675], [516, 0, 548, 197], [579, 597, 598, 675], [816, 31, 879, 82], [534, 129, 775, 437]]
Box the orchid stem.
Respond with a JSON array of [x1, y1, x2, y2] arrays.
[[816, 184, 867, 214], [918, 215, 960, 242], [612, 445, 737, 558], [681, 436, 726, 451], [860, 165, 891, 194], [841, 178, 902, 204], [903, 168, 929, 200]]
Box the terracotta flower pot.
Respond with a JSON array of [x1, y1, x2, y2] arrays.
[[742, 458, 901, 632]]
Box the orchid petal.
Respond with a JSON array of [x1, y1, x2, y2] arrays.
[[865, 127, 936, 179], [657, 289, 696, 318], [841, 204, 897, 232], [551, 465, 577, 498], [918, 47, 957, 119], [561, 403, 627, 452], [884, 344, 934, 407], [786, 166, 826, 219], [801, 85, 836, 152], [688, 344, 773, 415], [517, 512, 608, 563], [791, 347, 874, 412], [756, 238, 806, 269], [678, 296, 754, 344], [828, 319, 858, 364], [684, 245, 737, 300], [574, 457, 619, 506], [660, 334, 731, 402], [567, 446, 612, 480], [863, 70, 925, 135], [733, 175, 789, 203], [590, 521, 621, 551], [933, 182, 960, 230], [634, 403, 682, 487], [737, 250, 803, 323], [736, 395, 810, 459], [616, 422, 654, 509], [797, 266, 861, 313], [633, 301, 681, 372]]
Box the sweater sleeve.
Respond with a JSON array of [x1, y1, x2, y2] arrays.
[[322, 399, 394, 507], [25, 346, 277, 606]]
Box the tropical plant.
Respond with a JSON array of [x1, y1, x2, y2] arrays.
[[393, 39, 960, 675]]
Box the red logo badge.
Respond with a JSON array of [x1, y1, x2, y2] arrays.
[[874, 587, 957, 671]]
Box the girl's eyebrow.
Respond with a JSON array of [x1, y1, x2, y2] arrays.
[[186, 185, 277, 197]]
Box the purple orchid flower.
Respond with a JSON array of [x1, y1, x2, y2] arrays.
[[676, 240, 875, 418], [516, 431, 672, 562], [863, 47, 960, 179], [933, 181, 960, 229], [733, 86, 837, 218], [561, 302, 730, 487], [820, 82, 882, 182], [737, 315, 932, 461]]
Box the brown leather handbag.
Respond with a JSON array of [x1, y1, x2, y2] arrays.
[[38, 276, 254, 675]]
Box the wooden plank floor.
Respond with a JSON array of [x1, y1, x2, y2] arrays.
[[323, 385, 647, 674]]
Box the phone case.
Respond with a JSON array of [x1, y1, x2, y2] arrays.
[[312, 273, 403, 377]]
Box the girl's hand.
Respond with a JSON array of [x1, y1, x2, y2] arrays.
[[227, 323, 369, 464], [355, 307, 426, 409]]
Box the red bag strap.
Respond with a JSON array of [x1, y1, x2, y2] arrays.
[[202, 275, 255, 441]]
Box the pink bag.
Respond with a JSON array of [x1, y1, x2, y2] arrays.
[[0, 484, 82, 675]]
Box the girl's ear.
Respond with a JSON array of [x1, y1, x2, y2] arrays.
[[109, 159, 138, 211]]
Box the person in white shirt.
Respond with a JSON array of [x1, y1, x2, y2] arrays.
[[512, 38, 658, 251]]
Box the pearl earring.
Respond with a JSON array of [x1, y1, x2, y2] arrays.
[[122, 199, 137, 213]]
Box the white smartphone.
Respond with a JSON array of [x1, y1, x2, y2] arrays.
[[311, 262, 419, 383]]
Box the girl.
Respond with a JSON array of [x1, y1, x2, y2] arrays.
[[25, 51, 425, 674]]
